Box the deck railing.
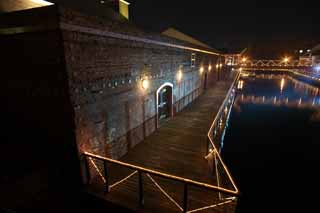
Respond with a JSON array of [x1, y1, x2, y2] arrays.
[[83, 151, 239, 212], [82, 72, 241, 212], [205, 71, 240, 199]]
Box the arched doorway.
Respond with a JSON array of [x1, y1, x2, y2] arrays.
[[156, 83, 173, 125]]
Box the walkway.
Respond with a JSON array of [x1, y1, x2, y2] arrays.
[[87, 72, 237, 212]]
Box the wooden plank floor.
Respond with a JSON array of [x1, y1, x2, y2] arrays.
[[87, 73, 238, 212]]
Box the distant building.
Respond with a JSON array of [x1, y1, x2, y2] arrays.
[[311, 44, 320, 66], [224, 48, 247, 66], [299, 55, 312, 66]]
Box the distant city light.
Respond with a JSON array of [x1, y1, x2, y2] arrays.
[[242, 57, 247, 62], [283, 57, 290, 63]]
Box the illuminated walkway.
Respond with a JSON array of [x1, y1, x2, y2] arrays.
[[87, 72, 238, 212]]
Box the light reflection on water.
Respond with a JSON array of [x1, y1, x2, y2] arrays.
[[236, 74, 320, 108], [222, 74, 320, 212]]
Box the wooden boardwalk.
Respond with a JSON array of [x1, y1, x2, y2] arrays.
[[87, 73, 237, 212]]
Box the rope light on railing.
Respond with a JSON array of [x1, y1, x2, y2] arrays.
[[110, 170, 138, 190], [147, 174, 184, 212], [88, 156, 140, 191], [187, 198, 236, 213], [89, 157, 106, 183], [205, 72, 241, 194], [84, 152, 239, 196]]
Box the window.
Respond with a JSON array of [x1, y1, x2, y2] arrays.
[[191, 53, 196, 68]]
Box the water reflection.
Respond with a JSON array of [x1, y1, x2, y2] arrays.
[[222, 73, 320, 212], [280, 78, 285, 93], [236, 74, 320, 109]]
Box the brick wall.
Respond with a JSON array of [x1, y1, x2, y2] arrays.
[[0, 6, 81, 209], [59, 8, 221, 159], [1, 4, 224, 210]]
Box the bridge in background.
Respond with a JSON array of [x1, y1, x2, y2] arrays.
[[239, 59, 312, 69]]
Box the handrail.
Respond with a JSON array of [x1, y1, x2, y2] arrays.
[[83, 73, 241, 212], [206, 71, 241, 194], [84, 151, 239, 196], [208, 72, 240, 136]]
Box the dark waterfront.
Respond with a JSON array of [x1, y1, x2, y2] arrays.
[[222, 73, 320, 212]]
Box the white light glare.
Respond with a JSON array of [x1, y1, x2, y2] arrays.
[[31, 0, 54, 5]]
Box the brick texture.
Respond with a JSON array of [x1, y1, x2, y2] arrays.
[[59, 7, 221, 159]]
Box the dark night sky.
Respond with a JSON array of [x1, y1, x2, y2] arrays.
[[129, 0, 320, 59]]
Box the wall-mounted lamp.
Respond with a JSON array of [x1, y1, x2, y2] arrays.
[[177, 70, 183, 82], [208, 65, 212, 71], [216, 64, 219, 69], [141, 79, 149, 90], [200, 67, 204, 74], [219, 63, 223, 68]]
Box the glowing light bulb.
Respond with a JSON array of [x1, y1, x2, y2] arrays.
[[177, 70, 183, 81], [142, 79, 149, 90], [200, 67, 204, 74]]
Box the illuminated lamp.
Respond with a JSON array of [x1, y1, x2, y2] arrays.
[[200, 67, 204, 74], [177, 70, 183, 81], [141, 79, 149, 90]]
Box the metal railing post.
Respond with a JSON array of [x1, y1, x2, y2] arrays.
[[103, 161, 110, 193], [83, 155, 91, 185], [183, 183, 188, 213], [206, 136, 210, 155], [138, 171, 144, 206]]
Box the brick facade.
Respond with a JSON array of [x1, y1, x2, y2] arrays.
[[59, 8, 221, 159], [1, 5, 223, 192]]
